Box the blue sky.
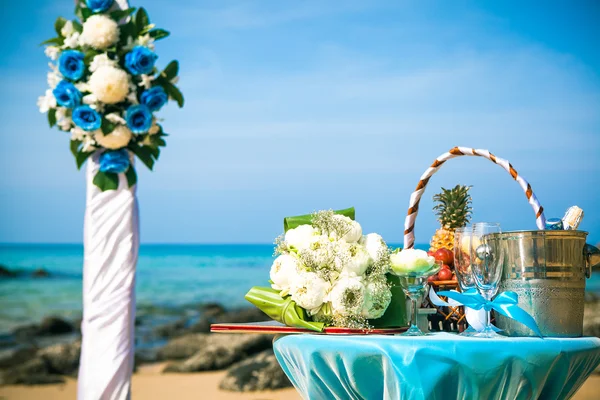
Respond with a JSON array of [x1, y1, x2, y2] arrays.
[[0, 0, 599, 244]]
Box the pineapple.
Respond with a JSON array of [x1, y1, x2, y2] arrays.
[[429, 185, 473, 252]]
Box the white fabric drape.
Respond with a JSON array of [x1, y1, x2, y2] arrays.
[[78, 152, 139, 400]]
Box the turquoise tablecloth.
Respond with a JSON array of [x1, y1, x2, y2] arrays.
[[273, 333, 600, 400]]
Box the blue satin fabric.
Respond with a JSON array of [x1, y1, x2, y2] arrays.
[[273, 333, 600, 400]]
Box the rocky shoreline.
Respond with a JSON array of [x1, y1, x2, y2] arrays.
[[0, 302, 292, 391], [2, 293, 600, 390]]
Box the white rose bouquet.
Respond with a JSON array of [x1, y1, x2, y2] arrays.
[[38, 0, 184, 191], [247, 208, 401, 330]]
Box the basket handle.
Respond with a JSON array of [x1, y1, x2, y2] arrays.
[[403, 146, 546, 249]]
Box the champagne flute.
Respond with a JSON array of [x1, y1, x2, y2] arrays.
[[394, 263, 441, 336], [470, 222, 503, 338], [453, 226, 479, 336]]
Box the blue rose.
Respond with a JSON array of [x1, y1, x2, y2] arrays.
[[58, 50, 85, 81], [140, 86, 168, 111], [73, 105, 102, 131], [125, 104, 153, 133], [86, 0, 114, 13], [124, 46, 158, 76], [53, 80, 82, 109], [99, 149, 130, 174]]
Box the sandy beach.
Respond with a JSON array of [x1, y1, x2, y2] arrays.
[[0, 363, 598, 400]]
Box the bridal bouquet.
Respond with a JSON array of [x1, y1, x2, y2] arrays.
[[247, 208, 403, 330], [37, 0, 184, 191]]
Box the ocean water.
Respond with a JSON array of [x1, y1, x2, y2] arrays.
[[1, 243, 599, 335]]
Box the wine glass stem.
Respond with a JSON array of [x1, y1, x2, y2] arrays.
[[484, 310, 491, 330], [411, 298, 418, 328]]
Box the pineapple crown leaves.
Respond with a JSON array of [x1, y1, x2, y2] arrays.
[[432, 184, 473, 229]]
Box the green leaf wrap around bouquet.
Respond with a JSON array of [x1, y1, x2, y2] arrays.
[[370, 274, 408, 328], [245, 287, 325, 332], [283, 207, 355, 232]]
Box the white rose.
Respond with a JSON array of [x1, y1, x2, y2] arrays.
[[343, 244, 371, 276], [289, 271, 329, 312], [329, 276, 366, 316], [390, 249, 436, 275], [81, 15, 119, 49], [332, 215, 362, 243], [362, 233, 387, 262], [47, 70, 61, 89], [94, 125, 132, 149], [81, 135, 97, 152], [56, 107, 72, 131], [285, 225, 318, 251], [37, 89, 57, 113], [70, 127, 86, 141], [88, 66, 130, 104], [105, 112, 126, 125], [89, 53, 117, 73], [44, 46, 60, 60], [63, 32, 81, 49], [269, 254, 298, 295], [61, 20, 74, 37], [361, 277, 392, 319]]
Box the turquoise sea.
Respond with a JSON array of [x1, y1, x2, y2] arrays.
[[1, 243, 599, 335]]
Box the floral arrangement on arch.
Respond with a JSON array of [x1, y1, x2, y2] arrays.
[[37, 0, 184, 191]]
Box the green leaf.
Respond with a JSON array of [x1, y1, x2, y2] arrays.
[[81, 8, 93, 21], [72, 20, 83, 33], [283, 207, 356, 232], [93, 171, 119, 191], [148, 29, 170, 40], [125, 166, 137, 187], [76, 151, 93, 169], [70, 139, 82, 157], [84, 49, 99, 65], [135, 7, 150, 31], [128, 142, 155, 170], [40, 37, 64, 46], [110, 7, 136, 22], [55, 17, 68, 36], [118, 21, 137, 47], [48, 109, 57, 128], [163, 82, 184, 108], [101, 118, 116, 135], [162, 61, 179, 81]]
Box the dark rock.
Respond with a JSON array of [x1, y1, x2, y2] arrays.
[[38, 341, 81, 376], [219, 349, 292, 392], [187, 318, 211, 334], [37, 317, 75, 336], [12, 324, 39, 340], [31, 268, 51, 278], [135, 349, 157, 368], [156, 334, 210, 361], [214, 308, 268, 324], [0, 264, 16, 278], [163, 334, 273, 373], [200, 303, 226, 318], [153, 319, 187, 338], [0, 357, 56, 385], [0, 346, 39, 370]]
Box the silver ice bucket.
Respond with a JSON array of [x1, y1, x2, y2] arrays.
[[494, 230, 600, 337]]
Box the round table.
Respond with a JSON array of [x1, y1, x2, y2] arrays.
[[273, 333, 600, 400]]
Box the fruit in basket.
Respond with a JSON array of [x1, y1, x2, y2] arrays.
[[438, 268, 453, 281], [429, 184, 473, 253], [427, 274, 438, 283], [434, 248, 454, 267]]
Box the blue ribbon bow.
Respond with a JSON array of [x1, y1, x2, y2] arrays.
[[437, 290, 543, 337]]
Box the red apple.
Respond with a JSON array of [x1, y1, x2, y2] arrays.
[[438, 268, 453, 281], [434, 248, 454, 267], [427, 274, 439, 283]]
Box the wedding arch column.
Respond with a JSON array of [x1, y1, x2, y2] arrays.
[[77, 1, 138, 399], [78, 153, 139, 400]]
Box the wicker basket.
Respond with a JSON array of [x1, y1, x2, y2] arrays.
[[403, 146, 547, 332]]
